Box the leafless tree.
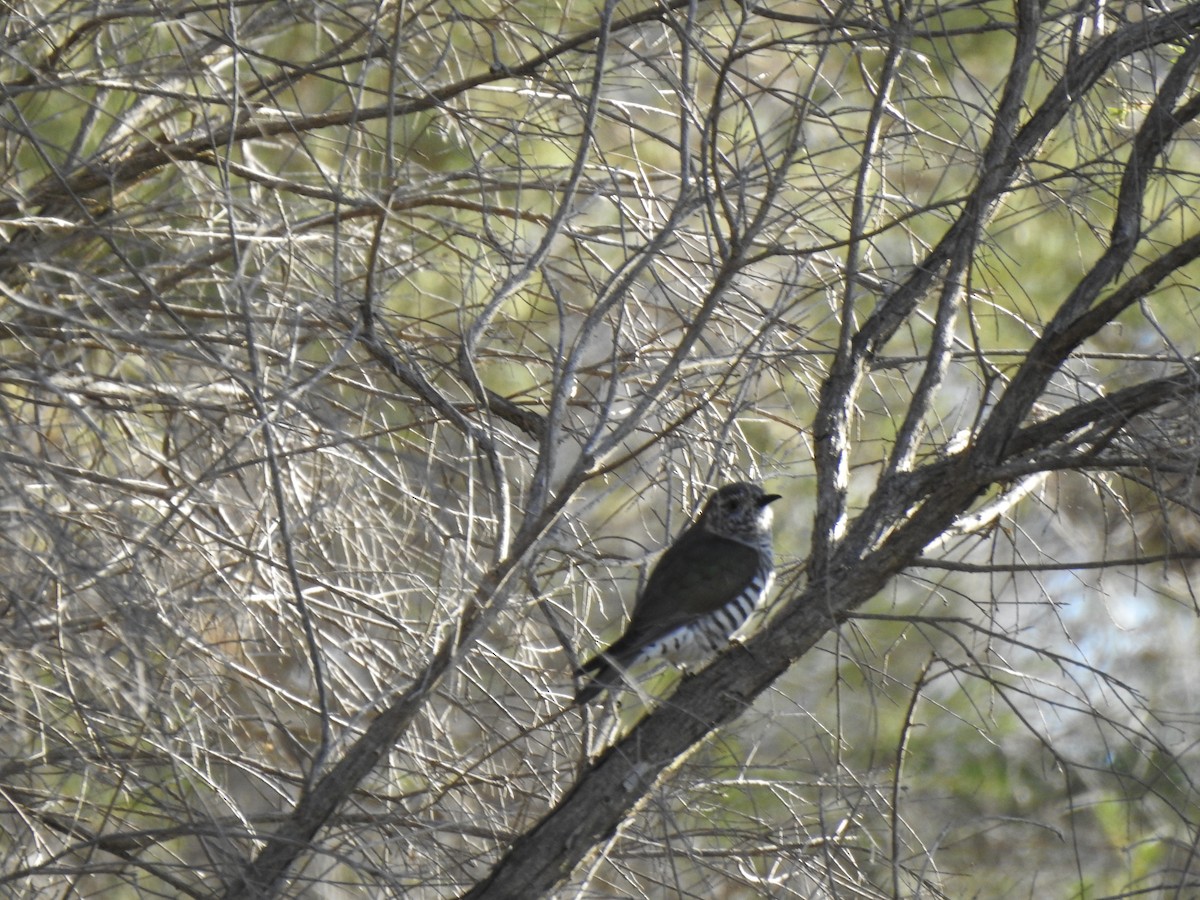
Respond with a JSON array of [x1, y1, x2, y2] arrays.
[[4, 1, 1200, 897]]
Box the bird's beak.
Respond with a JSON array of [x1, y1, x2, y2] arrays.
[[759, 493, 782, 507]]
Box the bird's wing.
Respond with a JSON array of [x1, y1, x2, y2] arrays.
[[623, 528, 760, 642]]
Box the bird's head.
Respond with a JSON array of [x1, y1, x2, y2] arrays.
[[701, 481, 781, 536]]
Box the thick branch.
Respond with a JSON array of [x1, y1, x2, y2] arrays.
[[220, 640, 456, 899], [976, 44, 1200, 459], [462, 456, 1004, 899]]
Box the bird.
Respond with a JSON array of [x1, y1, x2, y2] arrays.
[[575, 481, 781, 704]]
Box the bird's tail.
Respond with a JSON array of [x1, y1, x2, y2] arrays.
[[573, 654, 626, 705]]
